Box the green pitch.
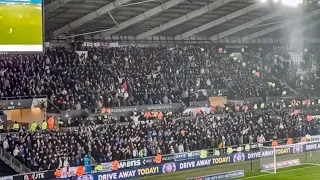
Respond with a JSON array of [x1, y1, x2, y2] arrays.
[[136, 150, 320, 180], [136, 163, 320, 180], [0, 4, 43, 45]]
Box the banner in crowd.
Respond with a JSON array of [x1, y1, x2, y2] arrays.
[[0, 98, 47, 110], [75, 51, 88, 62], [289, 52, 303, 64], [108, 103, 184, 118], [187, 170, 245, 180]]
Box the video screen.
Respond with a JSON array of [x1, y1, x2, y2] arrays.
[[0, 0, 43, 52]]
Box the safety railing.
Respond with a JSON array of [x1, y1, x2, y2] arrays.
[[0, 146, 32, 174], [80, 135, 306, 171], [0, 95, 48, 100]]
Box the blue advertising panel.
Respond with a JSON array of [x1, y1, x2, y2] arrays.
[[40, 141, 320, 180], [95, 166, 162, 180]]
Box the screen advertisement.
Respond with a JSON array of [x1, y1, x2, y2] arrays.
[[0, 0, 43, 52]]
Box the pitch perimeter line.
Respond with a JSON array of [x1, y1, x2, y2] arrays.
[[238, 164, 319, 179]]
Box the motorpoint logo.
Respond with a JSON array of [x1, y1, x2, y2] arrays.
[[293, 145, 303, 154], [233, 153, 245, 163], [77, 174, 94, 180], [162, 163, 176, 174]]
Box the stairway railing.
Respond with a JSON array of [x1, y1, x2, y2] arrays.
[[0, 146, 32, 174]]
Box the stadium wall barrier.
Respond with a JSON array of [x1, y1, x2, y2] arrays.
[[61, 103, 185, 120], [6, 137, 320, 180], [0, 97, 47, 110]]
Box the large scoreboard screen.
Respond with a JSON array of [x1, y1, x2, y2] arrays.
[[0, 0, 43, 52]]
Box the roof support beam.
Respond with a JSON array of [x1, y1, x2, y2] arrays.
[[45, 0, 72, 15], [97, 0, 185, 39], [242, 9, 320, 42], [135, 0, 236, 40], [78, 35, 320, 44], [210, 10, 282, 41], [174, 3, 262, 40], [53, 0, 133, 37]]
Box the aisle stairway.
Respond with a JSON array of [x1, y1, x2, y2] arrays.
[[252, 56, 300, 96], [0, 146, 32, 174], [0, 159, 17, 177]]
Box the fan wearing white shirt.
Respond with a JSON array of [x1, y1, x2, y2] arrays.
[[2, 139, 9, 150], [13, 146, 19, 157]]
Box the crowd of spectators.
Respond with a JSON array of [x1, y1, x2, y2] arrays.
[[0, 46, 286, 111], [260, 47, 320, 97], [0, 45, 318, 172], [1, 104, 318, 172]]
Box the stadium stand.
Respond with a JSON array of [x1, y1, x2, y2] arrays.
[[1, 0, 320, 179], [0, 47, 287, 111], [0, 46, 319, 173]]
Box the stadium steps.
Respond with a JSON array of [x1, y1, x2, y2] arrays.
[[0, 146, 32, 174], [253, 57, 300, 96], [264, 69, 299, 95], [0, 159, 17, 176]]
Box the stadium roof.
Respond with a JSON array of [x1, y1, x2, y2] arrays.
[[44, 0, 320, 43]]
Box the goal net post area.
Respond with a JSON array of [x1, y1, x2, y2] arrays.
[[260, 141, 320, 173]]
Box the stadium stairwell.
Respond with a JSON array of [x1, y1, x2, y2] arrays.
[[0, 159, 17, 177], [253, 56, 300, 96], [0, 146, 32, 174]]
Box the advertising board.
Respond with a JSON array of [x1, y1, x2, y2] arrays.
[[187, 170, 245, 180], [13, 138, 320, 180]]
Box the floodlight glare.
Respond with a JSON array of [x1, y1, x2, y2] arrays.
[[281, 0, 299, 7], [273, 0, 279, 2], [260, 0, 268, 3]]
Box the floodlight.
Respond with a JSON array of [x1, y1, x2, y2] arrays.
[[273, 0, 279, 2], [260, 0, 268, 3], [281, 0, 299, 7]]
